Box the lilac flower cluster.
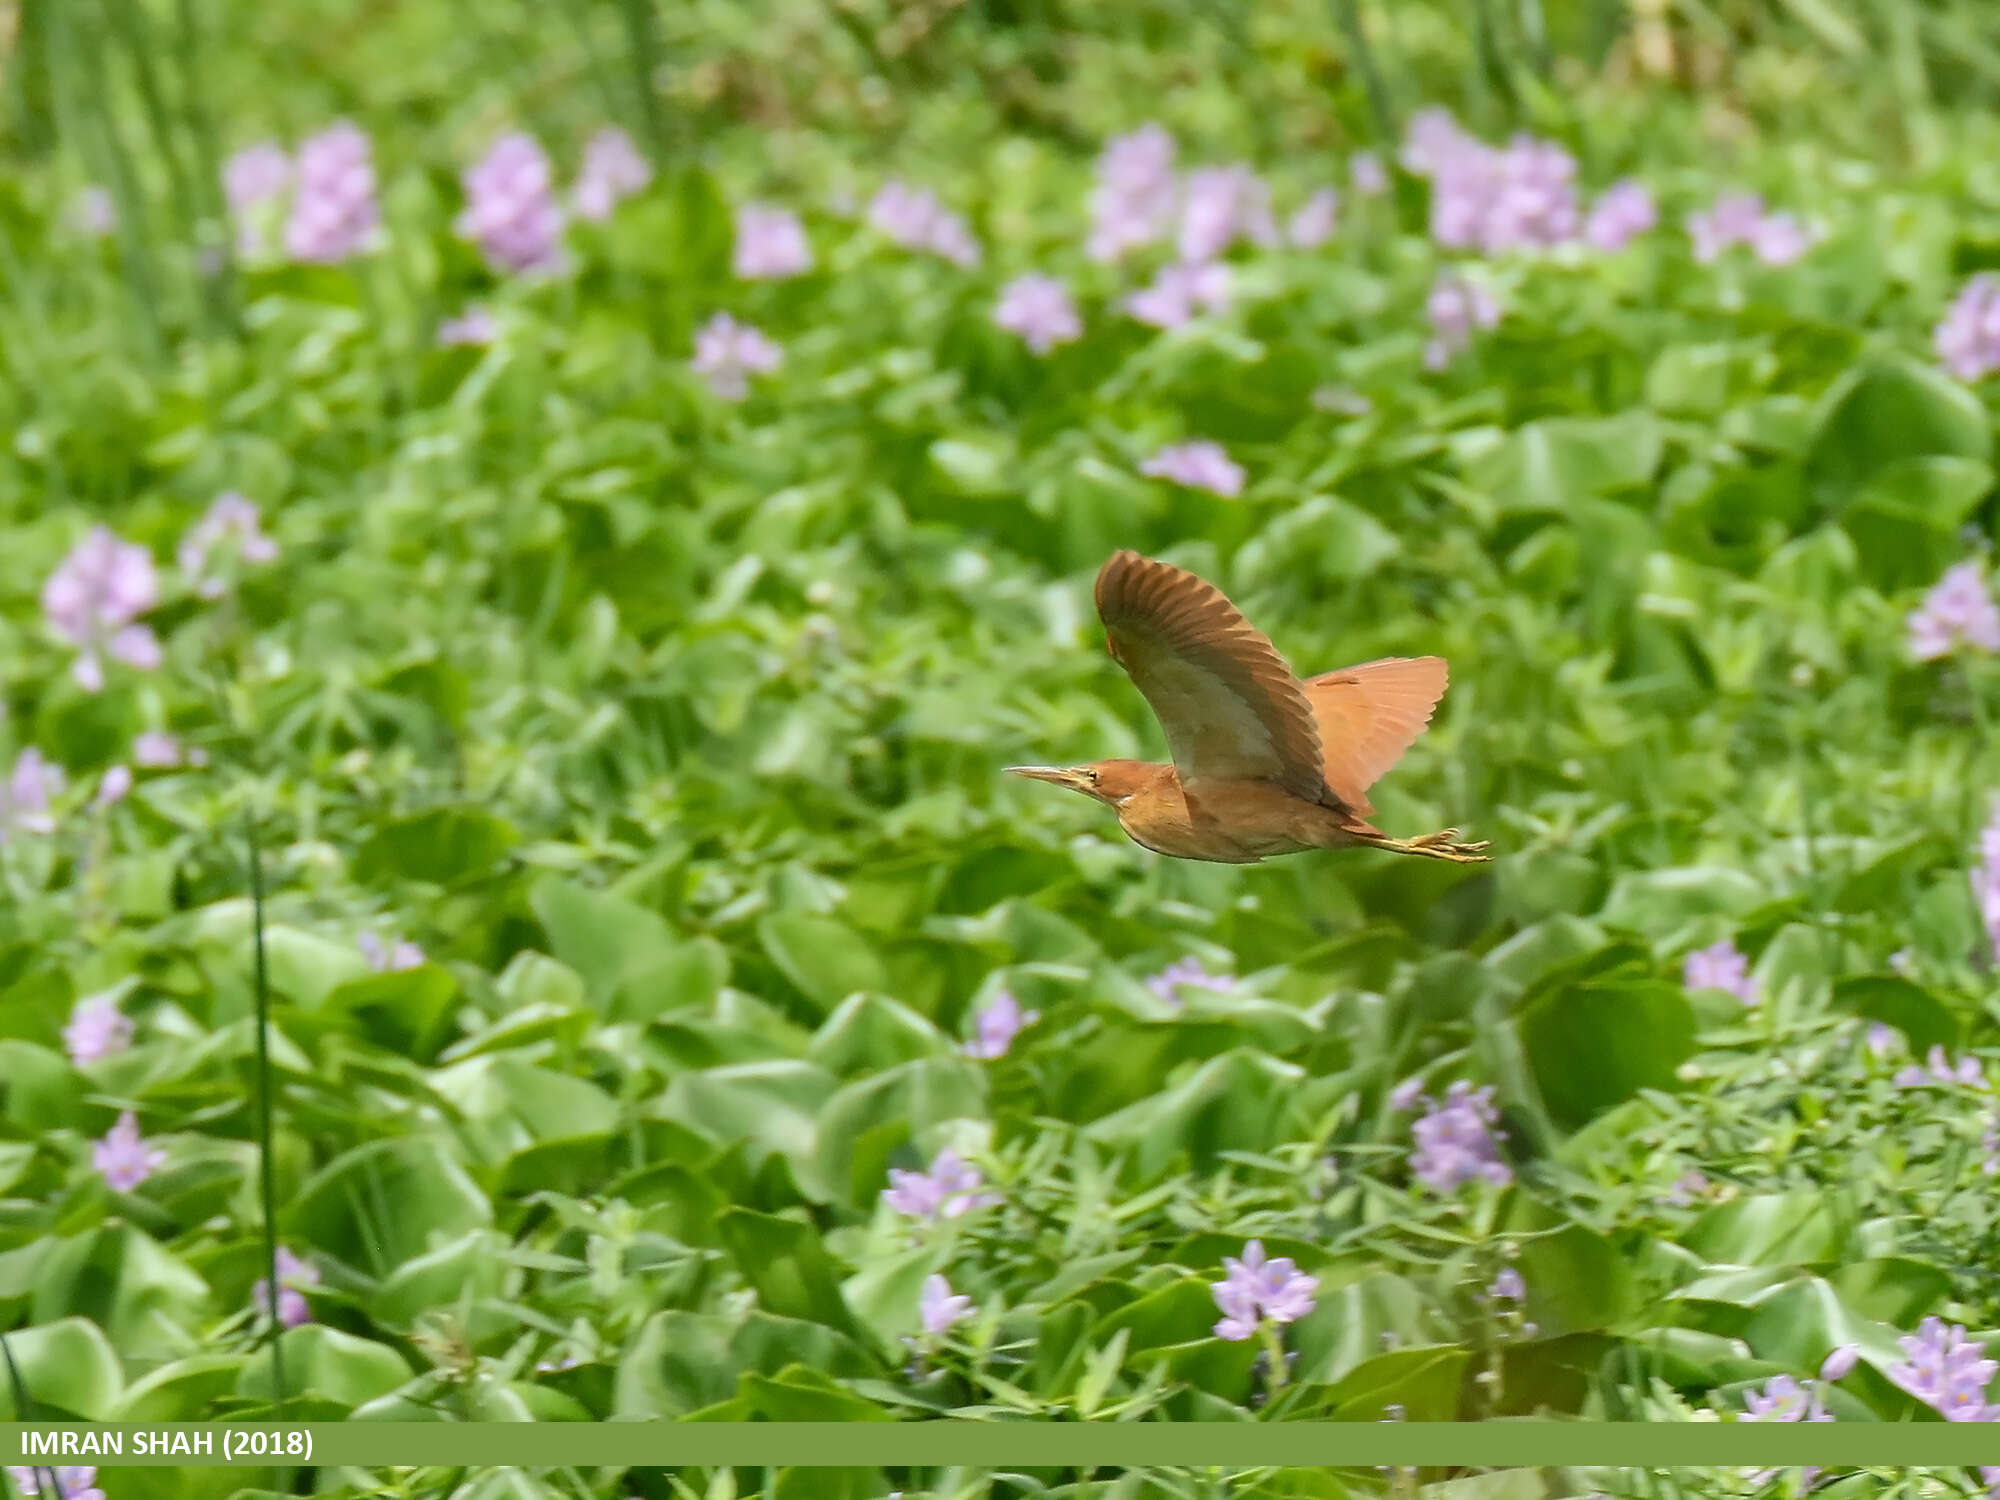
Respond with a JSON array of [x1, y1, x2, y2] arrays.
[[94, 1109, 165, 1191], [1, 749, 62, 843], [1894, 1044, 1987, 1090], [456, 133, 566, 275], [1686, 193, 1813, 266], [1124, 260, 1229, 330], [920, 1273, 974, 1337], [1140, 441, 1244, 498], [1177, 166, 1278, 263], [964, 991, 1039, 1059], [1144, 955, 1236, 1007], [224, 142, 291, 257], [869, 181, 980, 267], [63, 992, 133, 1065], [1907, 560, 2000, 659], [437, 307, 497, 348], [1583, 179, 1657, 251], [993, 274, 1082, 355], [1977, 799, 2000, 968], [359, 930, 425, 972], [733, 203, 813, 280], [285, 122, 378, 264], [1888, 1317, 2000, 1421], [1938, 275, 2000, 381], [1212, 1239, 1319, 1341], [1087, 124, 1180, 263], [1424, 271, 1500, 370], [253, 1247, 320, 1328], [882, 1148, 994, 1221], [179, 492, 277, 599], [1287, 189, 1339, 249], [572, 128, 651, 222], [42, 526, 162, 692], [1398, 1081, 1512, 1193], [1682, 938, 1760, 1007], [691, 312, 782, 401]]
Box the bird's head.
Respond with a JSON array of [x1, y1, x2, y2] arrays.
[[1005, 759, 1155, 808]]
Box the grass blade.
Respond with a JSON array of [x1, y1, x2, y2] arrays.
[[246, 801, 288, 1418]]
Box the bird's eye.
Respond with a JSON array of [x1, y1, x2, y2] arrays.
[[1086, 770, 1099, 782]]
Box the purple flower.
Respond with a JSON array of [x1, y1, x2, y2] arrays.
[[1866, 1022, 1901, 1058], [1938, 275, 2000, 381], [868, 181, 980, 267], [1888, 1317, 2000, 1421], [1682, 938, 1759, 1006], [1821, 1345, 1860, 1382], [1124, 260, 1230, 329], [691, 312, 782, 401], [1424, 271, 1500, 370], [1178, 165, 1277, 263], [1406, 110, 1580, 254], [573, 127, 651, 222], [359, 930, 425, 973], [133, 730, 195, 769], [1, 750, 63, 842], [919, 1273, 974, 1336], [93, 1109, 165, 1192], [1350, 151, 1389, 196], [1888, 948, 1916, 977], [1388, 1076, 1427, 1113], [1287, 189, 1339, 249], [1687, 193, 1813, 266], [1139, 440, 1244, 498], [1145, 956, 1236, 1007], [1743, 1372, 1831, 1422], [1894, 1044, 1986, 1090], [456, 133, 566, 276], [1409, 1082, 1511, 1193], [732, 202, 812, 280], [1583, 179, 1656, 251], [63, 992, 133, 1065], [178, 492, 277, 600], [964, 991, 1039, 1060], [69, 188, 115, 239], [437, 306, 497, 347], [95, 765, 131, 809], [284, 121, 377, 264], [1908, 560, 2000, 659], [1212, 1239, 1319, 1341], [1980, 801, 2000, 969], [42, 526, 162, 691], [252, 1247, 319, 1329], [224, 142, 291, 257], [882, 1148, 994, 1221], [1488, 1268, 1525, 1302], [1656, 1169, 1709, 1206], [7, 1468, 105, 1500], [1087, 124, 1179, 263], [993, 273, 1082, 355]]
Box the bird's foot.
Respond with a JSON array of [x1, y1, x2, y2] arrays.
[[1374, 828, 1492, 863]]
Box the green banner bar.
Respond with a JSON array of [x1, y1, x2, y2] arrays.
[[4, 1423, 2000, 1468]]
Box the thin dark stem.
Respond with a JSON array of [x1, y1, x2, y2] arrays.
[[1331, 0, 1398, 143], [246, 802, 288, 1418], [0, 1330, 59, 1498]]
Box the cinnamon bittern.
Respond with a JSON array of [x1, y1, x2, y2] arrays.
[[1007, 550, 1490, 865]]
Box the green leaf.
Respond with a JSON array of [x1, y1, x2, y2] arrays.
[[1806, 356, 1990, 507], [236, 1324, 411, 1411], [757, 913, 889, 1016], [715, 1208, 867, 1341], [287, 1137, 493, 1279], [1516, 975, 1696, 1130], [0, 1316, 124, 1419], [354, 805, 518, 886]]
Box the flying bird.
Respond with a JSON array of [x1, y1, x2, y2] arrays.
[[1008, 550, 1489, 865]]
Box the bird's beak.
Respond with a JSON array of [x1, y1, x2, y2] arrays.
[[1006, 765, 1087, 791]]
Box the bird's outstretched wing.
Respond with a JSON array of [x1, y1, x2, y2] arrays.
[[1093, 550, 1329, 803], [1300, 656, 1449, 818]]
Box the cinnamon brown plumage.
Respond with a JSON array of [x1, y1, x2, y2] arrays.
[[1007, 550, 1489, 864]]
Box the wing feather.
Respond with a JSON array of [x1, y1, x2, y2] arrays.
[[1300, 656, 1449, 817], [1094, 550, 1329, 803]]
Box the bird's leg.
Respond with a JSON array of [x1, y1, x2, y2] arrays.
[[1357, 827, 1492, 863]]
